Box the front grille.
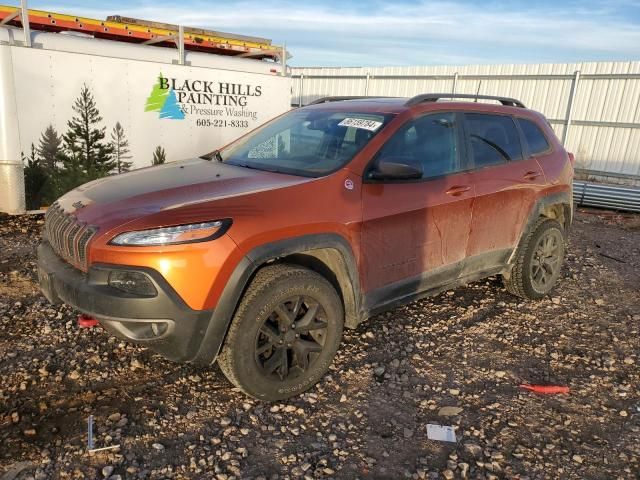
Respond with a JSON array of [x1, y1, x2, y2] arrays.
[[44, 203, 96, 271]]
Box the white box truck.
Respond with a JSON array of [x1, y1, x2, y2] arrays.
[[0, 4, 292, 213]]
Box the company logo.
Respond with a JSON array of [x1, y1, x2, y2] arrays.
[[144, 72, 263, 122], [145, 73, 185, 120]]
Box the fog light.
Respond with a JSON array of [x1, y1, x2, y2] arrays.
[[108, 270, 157, 297], [151, 322, 168, 337]]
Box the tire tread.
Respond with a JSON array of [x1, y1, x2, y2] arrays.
[[218, 264, 341, 399], [504, 217, 564, 300]]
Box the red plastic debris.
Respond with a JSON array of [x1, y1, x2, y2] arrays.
[[78, 314, 99, 328], [519, 384, 570, 395]]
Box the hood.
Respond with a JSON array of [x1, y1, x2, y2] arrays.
[[58, 158, 311, 230]]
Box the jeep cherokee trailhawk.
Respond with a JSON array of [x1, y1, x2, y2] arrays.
[[38, 94, 573, 400]]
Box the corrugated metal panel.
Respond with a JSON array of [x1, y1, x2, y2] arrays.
[[0, 161, 25, 214], [292, 61, 640, 185], [573, 180, 640, 212]]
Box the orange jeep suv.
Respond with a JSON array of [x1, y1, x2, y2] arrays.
[[38, 94, 574, 400]]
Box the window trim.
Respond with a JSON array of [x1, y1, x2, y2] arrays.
[[513, 116, 554, 159], [461, 111, 525, 171], [363, 111, 472, 184]]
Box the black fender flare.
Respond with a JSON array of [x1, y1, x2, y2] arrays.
[[192, 233, 362, 365], [508, 189, 573, 265]]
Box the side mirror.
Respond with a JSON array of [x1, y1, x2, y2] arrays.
[[370, 156, 423, 180]]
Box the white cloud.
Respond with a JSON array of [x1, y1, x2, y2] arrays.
[[34, 0, 640, 65]]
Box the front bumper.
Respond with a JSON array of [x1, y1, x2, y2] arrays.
[[37, 241, 214, 363]]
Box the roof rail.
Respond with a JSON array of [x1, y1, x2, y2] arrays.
[[308, 96, 390, 105], [405, 93, 526, 108]]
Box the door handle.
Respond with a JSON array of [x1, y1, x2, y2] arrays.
[[523, 171, 541, 181], [445, 185, 471, 196]]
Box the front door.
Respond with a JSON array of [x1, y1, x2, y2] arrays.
[[360, 111, 474, 308]]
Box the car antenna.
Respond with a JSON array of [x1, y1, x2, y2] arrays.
[[474, 81, 482, 102]]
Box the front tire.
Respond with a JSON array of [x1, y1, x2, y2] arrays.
[[217, 264, 344, 401], [503, 217, 566, 300]]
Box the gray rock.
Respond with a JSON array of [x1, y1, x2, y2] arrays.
[[438, 406, 463, 417], [464, 443, 482, 458]]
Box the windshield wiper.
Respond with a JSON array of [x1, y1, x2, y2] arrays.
[[201, 150, 223, 162], [231, 162, 286, 174], [233, 162, 263, 171]]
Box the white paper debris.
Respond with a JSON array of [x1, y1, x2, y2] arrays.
[[426, 424, 457, 442]]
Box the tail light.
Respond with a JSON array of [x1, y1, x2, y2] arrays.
[[568, 152, 575, 166]]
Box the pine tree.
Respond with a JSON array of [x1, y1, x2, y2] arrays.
[[110, 122, 133, 174], [36, 125, 64, 201], [152, 146, 167, 165], [37, 125, 63, 172], [57, 148, 88, 195], [23, 144, 47, 210], [63, 84, 115, 178], [145, 73, 169, 112]]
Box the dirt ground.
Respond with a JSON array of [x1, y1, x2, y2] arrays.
[[0, 210, 639, 480]]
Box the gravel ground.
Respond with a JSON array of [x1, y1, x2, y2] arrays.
[[1, 210, 639, 480]]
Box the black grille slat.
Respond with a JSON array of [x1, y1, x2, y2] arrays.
[[59, 217, 73, 255], [66, 224, 82, 258], [76, 228, 95, 266], [49, 206, 65, 251], [47, 205, 64, 244], [44, 202, 96, 270]]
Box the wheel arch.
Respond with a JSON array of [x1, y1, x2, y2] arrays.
[[245, 234, 362, 328], [192, 233, 362, 366], [507, 190, 573, 267]]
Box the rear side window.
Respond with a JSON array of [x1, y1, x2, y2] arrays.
[[465, 113, 522, 168], [518, 118, 551, 156]]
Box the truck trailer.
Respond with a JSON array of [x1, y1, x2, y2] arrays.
[[0, 4, 292, 213]]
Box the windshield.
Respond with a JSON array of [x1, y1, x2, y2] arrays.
[[218, 109, 395, 177]]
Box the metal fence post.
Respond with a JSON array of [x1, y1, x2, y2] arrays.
[[364, 72, 370, 96], [298, 73, 304, 107], [281, 43, 286, 76], [562, 70, 581, 146], [452, 72, 458, 94], [177, 25, 185, 65], [20, 0, 31, 47]]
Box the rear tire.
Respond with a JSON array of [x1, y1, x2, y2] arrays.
[[217, 264, 344, 401], [503, 218, 565, 300]]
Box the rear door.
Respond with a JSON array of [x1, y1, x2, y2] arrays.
[[463, 112, 546, 269], [516, 116, 564, 183], [360, 111, 474, 303]]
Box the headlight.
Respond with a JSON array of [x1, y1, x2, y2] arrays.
[[110, 220, 229, 246]]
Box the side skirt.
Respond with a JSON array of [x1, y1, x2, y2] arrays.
[[363, 249, 511, 319]]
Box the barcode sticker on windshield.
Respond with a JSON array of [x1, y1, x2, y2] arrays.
[[338, 118, 383, 132]]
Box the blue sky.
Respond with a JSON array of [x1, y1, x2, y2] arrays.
[[23, 1, 640, 66]]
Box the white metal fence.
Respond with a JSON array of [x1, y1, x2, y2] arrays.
[[291, 61, 640, 186]]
